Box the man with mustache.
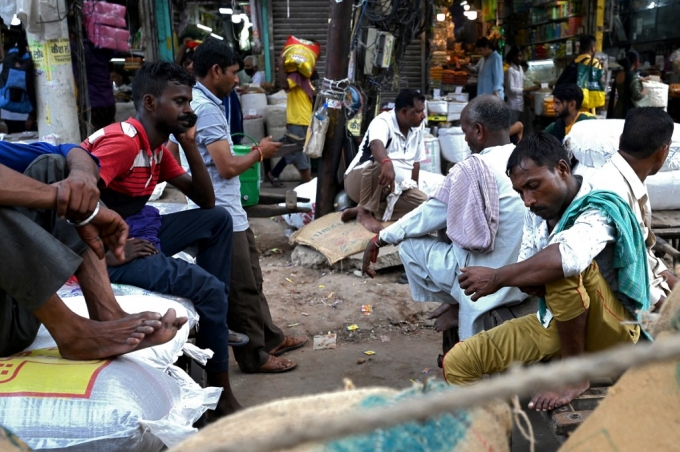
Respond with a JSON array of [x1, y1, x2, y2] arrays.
[[544, 84, 596, 142], [80, 61, 242, 418], [449, 120, 672, 412]]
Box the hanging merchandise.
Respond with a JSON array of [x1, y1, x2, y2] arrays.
[[343, 85, 364, 119], [83, 1, 130, 52], [282, 36, 321, 78], [0, 48, 35, 114], [303, 101, 329, 159]]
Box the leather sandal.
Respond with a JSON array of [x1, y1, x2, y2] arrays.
[[268, 336, 308, 357], [257, 355, 297, 373]]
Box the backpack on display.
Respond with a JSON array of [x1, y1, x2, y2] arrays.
[[0, 49, 35, 114]]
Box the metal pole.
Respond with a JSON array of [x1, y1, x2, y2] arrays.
[[315, 0, 354, 217]]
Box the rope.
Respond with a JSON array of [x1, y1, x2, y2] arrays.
[[197, 334, 680, 452], [511, 395, 535, 452]]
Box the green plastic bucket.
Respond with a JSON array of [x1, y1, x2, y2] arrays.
[[231, 133, 261, 207]]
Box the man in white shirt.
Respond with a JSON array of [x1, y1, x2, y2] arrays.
[[361, 96, 527, 348], [504, 46, 539, 124], [342, 89, 428, 233], [450, 111, 675, 412]]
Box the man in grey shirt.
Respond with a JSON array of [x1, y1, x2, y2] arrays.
[[168, 39, 308, 373]]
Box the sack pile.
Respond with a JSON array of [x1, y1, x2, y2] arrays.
[[566, 119, 680, 209]]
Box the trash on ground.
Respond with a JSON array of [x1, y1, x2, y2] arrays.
[[353, 270, 364, 278], [422, 368, 431, 374], [357, 358, 366, 365], [313, 333, 337, 350], [285, 278, 294, 283], [288, 322, 300, 327], [346, 324, 359, 331], [361, 304, 372, 316], [301, 312, 310, 316], [380, 335, 390, 342], [327, 292, 335, 299], [318, 284, 325, 288], [410, 378, 422, 384], [363, 350, 376, 356]]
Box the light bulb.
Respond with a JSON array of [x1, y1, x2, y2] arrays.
[[465, 10, 478, 20], [464, 4, 470, 10], [10, 14, 20, 26], [219, 7, 233, 14], [437, 13, 446, 21], [232, 14, 242, 23]]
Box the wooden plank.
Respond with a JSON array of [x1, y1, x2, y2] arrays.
[[552, 410, 595, 436], [652, 210, 680, 228], [653, 227, 680, 239]]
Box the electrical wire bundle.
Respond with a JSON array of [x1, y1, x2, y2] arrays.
[[352, 0, 434, 94]]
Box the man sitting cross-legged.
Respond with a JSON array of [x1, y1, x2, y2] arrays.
[[0, 142, 185, 360], [362, 95, 527, 349], [452, 124, 674, 411], [81, 61, 241, 417]]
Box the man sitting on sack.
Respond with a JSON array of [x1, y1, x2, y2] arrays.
[[361, 95, 527, 355], [341, 89, 428, 233], [451, 112, 675, 411]]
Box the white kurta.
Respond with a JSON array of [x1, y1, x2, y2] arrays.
[[379, 144, 527, 339]]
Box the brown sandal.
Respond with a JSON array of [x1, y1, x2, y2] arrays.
[[269, 336, 308, 357], [257, 355, 297, 373]]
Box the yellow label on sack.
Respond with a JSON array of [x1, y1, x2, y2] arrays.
[[0, 348, 111, 398]]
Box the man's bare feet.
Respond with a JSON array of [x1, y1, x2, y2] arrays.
[[47, 310, 170, 360], [136, 308, 188, 350], [528, 381, 590, 411], [340, 207, 358, 222], [356, 207, 383, 233], [207, 371, 243, 419], [427, 303, 459, 332]]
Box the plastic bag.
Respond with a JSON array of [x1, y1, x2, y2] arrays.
[[303, 103, 329, 159], [576, 58, 605, 109], [282, 36, 320, 78]]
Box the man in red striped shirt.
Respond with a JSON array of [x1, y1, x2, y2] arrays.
[[81, 61, 241, 418]]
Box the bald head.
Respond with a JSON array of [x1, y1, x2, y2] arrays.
[[460, 95, 512, 153]]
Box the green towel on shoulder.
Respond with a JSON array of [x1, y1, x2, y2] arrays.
[[538, 190, 650, 329]]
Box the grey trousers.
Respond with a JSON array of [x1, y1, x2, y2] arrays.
[[0, 155, 86, 356]]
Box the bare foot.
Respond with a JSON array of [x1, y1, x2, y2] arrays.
[[356, 207, 383, 233], [528, 381, 590, 411], [428, 303, 459, 332], [340, 207, 358, 222], [207, 372, 243, 419], [49, 311, 168, 360], [136, 308, 188, 350]]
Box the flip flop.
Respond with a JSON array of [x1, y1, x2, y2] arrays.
[[228, 330, 249, 347], [257, 355, 297, 373], [269, 335, 308, 357]]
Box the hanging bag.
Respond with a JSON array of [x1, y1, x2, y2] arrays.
[[576, 57, 605, 110], [303, 97, 329, 159]]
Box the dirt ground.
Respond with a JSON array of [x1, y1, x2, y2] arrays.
[[226, 215, 561, 452]]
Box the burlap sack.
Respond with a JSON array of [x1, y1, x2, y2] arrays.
[[170, 383, 512, 452]]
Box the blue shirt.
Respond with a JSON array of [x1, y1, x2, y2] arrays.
[[191, 82, 249, 232], [477, 51, 504, 98], [0, 142, 98, 173]]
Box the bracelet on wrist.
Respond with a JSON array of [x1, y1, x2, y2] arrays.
[[381, 158, 392, 165], [252, 145, 263, 162], [67, 202, 100, 227]]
